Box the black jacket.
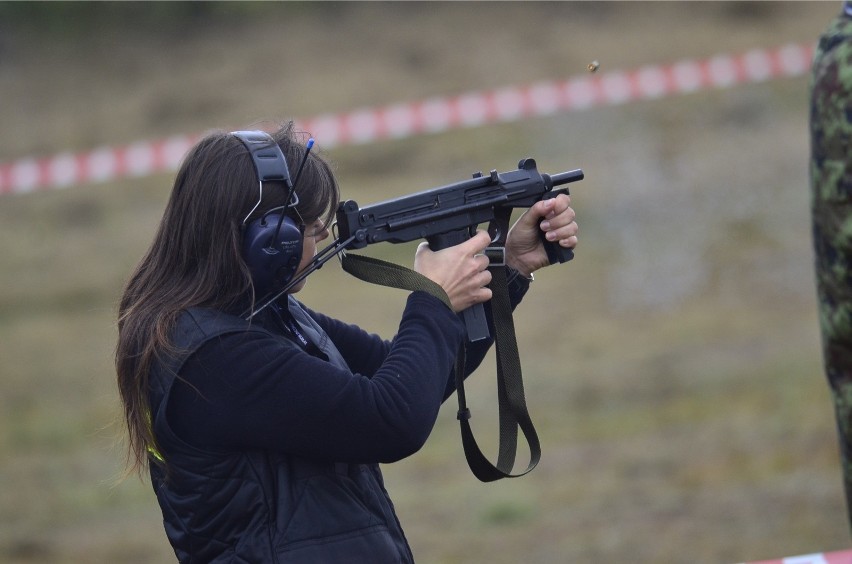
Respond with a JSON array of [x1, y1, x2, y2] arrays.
[[148, 275, 529, 562]]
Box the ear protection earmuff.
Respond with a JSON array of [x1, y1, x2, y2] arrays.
[[232, 130, 304, 299]]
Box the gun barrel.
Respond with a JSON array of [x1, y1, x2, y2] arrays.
[[549, 169, 584, 187]]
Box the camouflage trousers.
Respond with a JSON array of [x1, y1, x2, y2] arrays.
[[811, 9, 852, 532]]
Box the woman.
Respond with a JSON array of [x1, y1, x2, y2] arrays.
[[116, 122, 578, 562]]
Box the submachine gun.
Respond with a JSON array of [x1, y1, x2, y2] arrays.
[[336, 158, 583, 342]]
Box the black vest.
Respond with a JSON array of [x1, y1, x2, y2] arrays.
[[148, 298, 414, 563]]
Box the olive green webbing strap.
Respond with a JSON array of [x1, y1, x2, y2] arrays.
[[340, 252, 540, 482], [340, 253, 454, 310]]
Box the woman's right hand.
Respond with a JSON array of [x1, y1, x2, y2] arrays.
[[413, 230, 493, 313]]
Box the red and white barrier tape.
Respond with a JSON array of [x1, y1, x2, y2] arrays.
[[0, 42, 814, 196], [744, 548, 852, 564]]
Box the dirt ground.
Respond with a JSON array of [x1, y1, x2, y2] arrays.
[[0, 2, 847, 563]]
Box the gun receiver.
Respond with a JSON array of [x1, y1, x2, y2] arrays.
[[336, 158, 583, 341]]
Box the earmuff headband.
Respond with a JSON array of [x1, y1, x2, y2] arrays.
[[231, 130, 293, 186], [231, 130, 297, 225]]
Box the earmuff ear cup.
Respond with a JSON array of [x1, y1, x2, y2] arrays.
[[242, 212, 304, 298]]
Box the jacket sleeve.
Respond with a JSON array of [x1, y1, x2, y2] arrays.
[[167, 292, 465, 464]]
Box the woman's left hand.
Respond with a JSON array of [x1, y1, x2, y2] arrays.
[[504, 193, 578, 277]]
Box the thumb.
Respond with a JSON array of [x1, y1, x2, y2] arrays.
[[520, 198, 556, 228]]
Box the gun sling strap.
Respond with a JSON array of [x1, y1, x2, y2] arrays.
[[340, 249, 541, 482]]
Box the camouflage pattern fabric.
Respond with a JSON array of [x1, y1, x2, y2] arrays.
[[810, 5, 852, 531]]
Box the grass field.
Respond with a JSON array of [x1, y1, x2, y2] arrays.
[[0, 2, 848, 563]]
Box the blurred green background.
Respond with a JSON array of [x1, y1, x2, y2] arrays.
[[0, 2, 846, 562]]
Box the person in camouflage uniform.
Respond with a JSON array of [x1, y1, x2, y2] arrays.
[[811, 1, 852, 531]]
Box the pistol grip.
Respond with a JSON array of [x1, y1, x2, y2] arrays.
[[540, 229, 575, 264], [427, 229, 491, 342], [539, 190, 574, 264]]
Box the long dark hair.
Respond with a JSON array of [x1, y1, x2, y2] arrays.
[[116, 122, 339, 476]]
